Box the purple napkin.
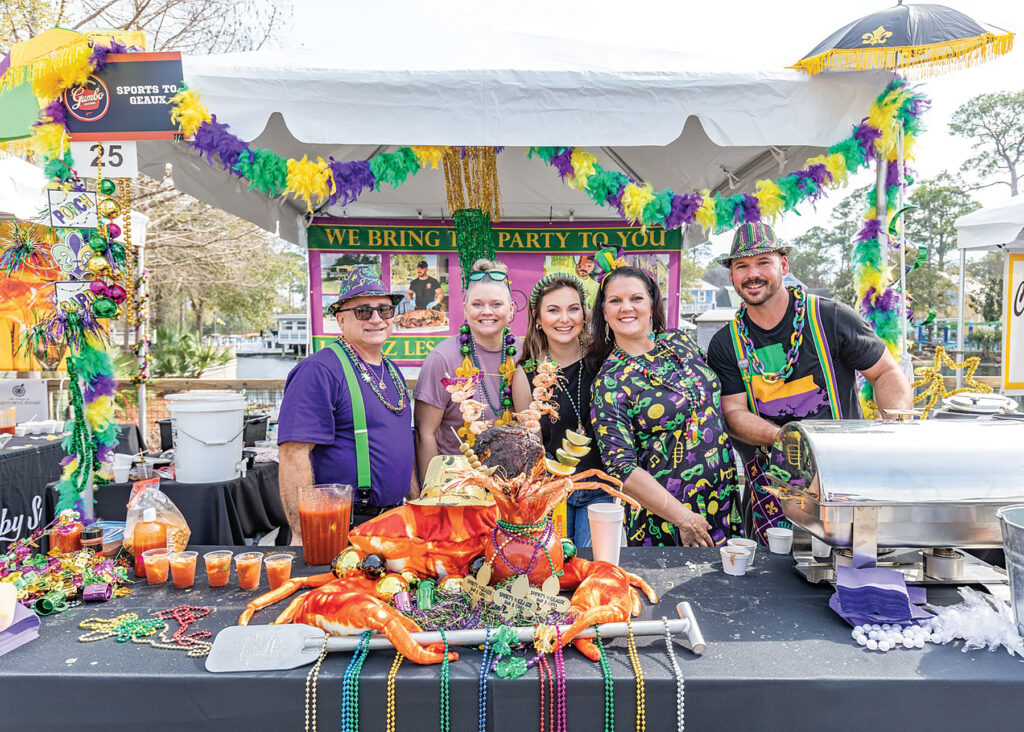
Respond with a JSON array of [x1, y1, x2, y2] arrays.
[[830, 565, 932, 627], [0, 602, 40, 657]]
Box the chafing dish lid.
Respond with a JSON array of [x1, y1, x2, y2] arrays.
[[775, 420, 1024, 504]]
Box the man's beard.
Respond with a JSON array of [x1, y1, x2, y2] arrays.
[[737, 276, 781, 306]]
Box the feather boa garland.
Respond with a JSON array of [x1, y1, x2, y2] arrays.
[[852, 78, 928, 414], [528, 80, 929, 234], [168, 86, 451, 212]]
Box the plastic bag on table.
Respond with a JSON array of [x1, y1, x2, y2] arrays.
[[123, 478, 191, 554]]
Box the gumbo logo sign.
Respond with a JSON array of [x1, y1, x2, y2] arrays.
[[63, 76, 111, 122]]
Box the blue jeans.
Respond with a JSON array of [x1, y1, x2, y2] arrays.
[[566, 491, 615, 548]]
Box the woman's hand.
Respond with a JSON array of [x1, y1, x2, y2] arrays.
[[673, 506, 714, 547]]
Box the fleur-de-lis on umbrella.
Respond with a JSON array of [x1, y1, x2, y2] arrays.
[[861, 25, 893, 46]]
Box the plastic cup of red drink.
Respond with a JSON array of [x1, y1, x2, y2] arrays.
[[142, 548, 171, 585], [235, 552, 263, 590], [204, 550, 233, 588], [169, 551, 198, 588], [264, 554, 294, 590]]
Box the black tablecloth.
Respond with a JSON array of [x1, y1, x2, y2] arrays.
[[0, 424, 147, 551], [0, 435, 64, 551], [1, 547, 1022, 732], [82, 461, 290, 546]]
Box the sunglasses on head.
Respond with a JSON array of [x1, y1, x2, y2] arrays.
[[467, 270, 508, 282], [337, 304, 396, 320]]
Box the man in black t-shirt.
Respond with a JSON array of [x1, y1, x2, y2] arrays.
[[409, 260, 441, 310], [706, 223, 912, 543]]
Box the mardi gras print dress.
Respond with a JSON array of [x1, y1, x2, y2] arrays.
[[591, 330, 743, 547]]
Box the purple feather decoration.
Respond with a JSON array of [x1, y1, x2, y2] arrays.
[[853, 123, 883, 162], [606, 183, 627, 217], [855, 218, 882, 243], [59, 454, 75, 468], [739, 193, 761, 224], [190, 114, 248, 174], [806, 163, 831, 188], [327, 158, 376, 207], [549, 148, 574, 180], [663, 193, 696, 230], [83, 373, 117, 401], [96, 443, 114, 464], [885, 160, 904, 189], [89, 41, 128, 72], [39, 99, 66, 126]]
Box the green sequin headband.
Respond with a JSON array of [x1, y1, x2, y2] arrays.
[[529, 273, 587, 311]]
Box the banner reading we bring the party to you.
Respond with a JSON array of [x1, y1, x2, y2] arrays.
[[307, 218, 682, 365]]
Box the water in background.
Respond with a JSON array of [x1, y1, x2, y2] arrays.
[[235, 355, 301, 380]]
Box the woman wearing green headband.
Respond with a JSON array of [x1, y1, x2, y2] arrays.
[[511, 273, 613, 547]]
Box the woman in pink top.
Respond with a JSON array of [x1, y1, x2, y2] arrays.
[[413, 259, 523, 479]]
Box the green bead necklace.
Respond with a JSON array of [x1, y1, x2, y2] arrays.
[[440, 629, 451, 732], [594, 625, 615, 732]]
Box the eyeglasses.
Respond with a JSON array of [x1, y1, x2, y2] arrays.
[[337, 304, 396, 320], [467, 270, 508, 282]]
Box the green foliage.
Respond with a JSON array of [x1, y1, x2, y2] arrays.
[[967, 326, 1002, 358], [949, 91, 1024, 196], [968, 252, 1005, 322], [150, 326, 231, 378], [904, 173, 977, 269]]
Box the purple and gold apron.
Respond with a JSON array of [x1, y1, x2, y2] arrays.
[[729, 294, 842, 546]]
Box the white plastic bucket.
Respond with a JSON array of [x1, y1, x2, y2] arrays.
[[166, 391, 246, 483]]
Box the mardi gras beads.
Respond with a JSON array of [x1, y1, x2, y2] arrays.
[[594, 625, 615, 732], [385, 651, 404, 732]]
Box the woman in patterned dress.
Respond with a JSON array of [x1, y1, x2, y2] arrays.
[[588, 266, 742, 547]]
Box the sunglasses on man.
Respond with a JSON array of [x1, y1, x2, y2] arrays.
[[336, 304, 396, 320], [467, 270, 508, 282]]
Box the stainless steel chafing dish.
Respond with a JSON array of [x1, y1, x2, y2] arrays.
[[771, 420, 1024, 584]]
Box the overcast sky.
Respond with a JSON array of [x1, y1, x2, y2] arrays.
[[274, 0, 1024, 257]]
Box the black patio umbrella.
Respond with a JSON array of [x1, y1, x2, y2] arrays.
[[792, 2, 1013, 77]]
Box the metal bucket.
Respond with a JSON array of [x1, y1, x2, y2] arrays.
[[996, 504, 1024, 637]]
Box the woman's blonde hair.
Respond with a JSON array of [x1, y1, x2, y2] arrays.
[[464, 258, 512, 300]]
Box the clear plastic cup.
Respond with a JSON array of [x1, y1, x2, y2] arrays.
[[142, 548, 171, 585], [298, 484, 353, 566], [170, 551, 198, 588], [235, 552, 264, 590], [204, 550, 233, 587], [264, 553, 294, 590]]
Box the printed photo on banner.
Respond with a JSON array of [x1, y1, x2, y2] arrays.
[[321, 294, 341, 335], [320, 252, 381, 294], [625, 253, 671, 312], [390, 254, 450, 333], [543, 255, 600, 307]]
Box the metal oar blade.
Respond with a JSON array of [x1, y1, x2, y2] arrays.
[[206, 623, 327, 672]]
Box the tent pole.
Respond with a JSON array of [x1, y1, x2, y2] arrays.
[[896, 125, 910, 378], [956, 248, 966, 389], [136, 216, 147, 444]]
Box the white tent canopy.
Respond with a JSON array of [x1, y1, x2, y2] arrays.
[[955, 194, 1024, 251], [137, 31, 893, 244]]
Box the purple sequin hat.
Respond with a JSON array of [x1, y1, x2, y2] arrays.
[[716, 223, 791, 267], [327, 267, 403, 315]]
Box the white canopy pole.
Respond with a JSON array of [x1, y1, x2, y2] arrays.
[[897, 124, 910, 378], [956, 248, 967, 389]]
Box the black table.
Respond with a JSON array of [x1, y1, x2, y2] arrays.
[[0, 435, 64, 550], [0, 425, 147, 551], [1, 547, 1021, 731], [83, 461, 290, 546]]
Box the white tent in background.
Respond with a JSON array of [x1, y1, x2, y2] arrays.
[[954, 195, 1024, 392], [135, 30, 894, 245]]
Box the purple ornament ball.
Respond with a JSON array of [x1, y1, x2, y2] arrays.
[[107, 284, 128, 303], [107, 223, 122, 239], [89, 280, 108, 296]]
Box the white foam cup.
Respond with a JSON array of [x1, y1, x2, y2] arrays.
[[588, 503, 625, 566], [766, 527, 794, 554], [720, 546, 752, 576], [727, 538, 758, 566]]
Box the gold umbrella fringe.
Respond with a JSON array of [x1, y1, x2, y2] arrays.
[[442, 146, 501, 221], [791, 32, 1014, 78]]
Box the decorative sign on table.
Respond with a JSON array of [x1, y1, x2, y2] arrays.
[[0, 379, 48, 423], [464, 564, 571, 621], [62, 53, 183, 141], [47, 190, 97, 229]]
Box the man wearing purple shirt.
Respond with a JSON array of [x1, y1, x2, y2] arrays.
[[277, 268, 416, 541]]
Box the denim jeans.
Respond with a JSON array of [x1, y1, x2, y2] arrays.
[[565, 490, 615, 548]]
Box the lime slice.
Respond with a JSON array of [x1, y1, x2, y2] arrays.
[[555, 449, 580, 467], [545, 458, 575, 477], [564, 429, 592, 447]]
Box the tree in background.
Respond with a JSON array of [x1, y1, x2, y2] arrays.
[[949, 91, 1024, 196], [968, 252, 1005, 323], [1, 0, 297, 337]]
